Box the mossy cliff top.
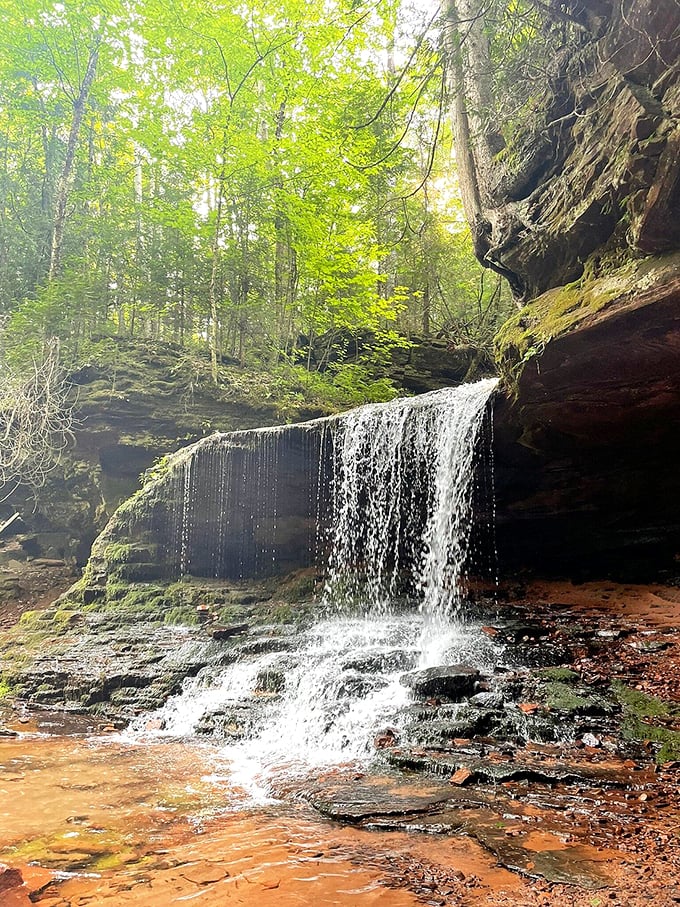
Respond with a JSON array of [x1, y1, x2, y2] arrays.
[[494, 249, 680, 390]]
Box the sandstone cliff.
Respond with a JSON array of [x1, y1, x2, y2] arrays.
[[450, 0, 680, 577]]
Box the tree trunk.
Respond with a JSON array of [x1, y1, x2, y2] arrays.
[[208, 164, 227, 383], [48, 38, 100, 282], [448, 0, 499, 205], [446, 0, 490, 249]]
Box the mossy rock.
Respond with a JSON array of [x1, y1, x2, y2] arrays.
[[542, 682, 593, 713], [494, 249, 680, 388], [102, 543, 157, 566], [111, 562, 170, 583], [612, 681, 680, 763], [537, 667, 580, 683]]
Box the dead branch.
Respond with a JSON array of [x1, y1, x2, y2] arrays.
[[0, 336, 75, 500]]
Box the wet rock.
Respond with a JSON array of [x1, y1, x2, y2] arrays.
[[0, 864, 31, 907], [235, 637, 297, 656], [629, 639, 671, 653], [211, 623, 249, 641], [179, 861, 230, 885], [385, 746, 635, 787], [469, 692, 504, 709], [449, 766, 473, 785], [405, 713, 495, 747], [470, 825, 611, 889], [373, 728, 399, 749], [194, 703, 262, 739], [255, 668, 285, 693], [481, 621, 547, 644], [0, 864, 23, 891], [306, 780, 457, 822], [497, 642, 572, 668], [343, 649, 418, 674], [336, 670, 387, 699], [402, 665, 480, 700]]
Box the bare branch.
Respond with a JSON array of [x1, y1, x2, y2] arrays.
[[0, 335, 75, 499]]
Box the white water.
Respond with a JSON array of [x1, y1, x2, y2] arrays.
[[132, 613, 500, 803], [323, 379, 498, 620], [133, 379, 499, 798]]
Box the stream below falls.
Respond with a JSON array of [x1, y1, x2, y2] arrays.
[[0, 724, 525, 907]]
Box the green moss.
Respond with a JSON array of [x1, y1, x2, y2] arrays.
[[18, 610, 48, 628], [611, 681, 672, 718], [163, 605, 198, 625], [142, 454, 172, 486], [102, 542, 136, 565], [215, 604, 248, 624], [542, 681, 592, 713], [612, 681, 680, 763], [0, 676, 13, 699], [252, 599, 315, 627], [537, 667, 579, 683], [52, 609, 82, 625], [495, 249, 680, 390], [495, 277, 620, 388]]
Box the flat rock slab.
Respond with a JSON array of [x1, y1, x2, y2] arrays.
[[309, 778, 612, 890], [305, 777, 462, 822], [364, 807, 612, 889], [385, 747, 643, 787], [401, 664, 480, 699], [470, 824, 613, 890]]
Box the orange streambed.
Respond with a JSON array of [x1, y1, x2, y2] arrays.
[[0, 731, 519, 907]]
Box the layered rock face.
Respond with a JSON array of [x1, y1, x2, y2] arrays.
[[476, 0, 680, 300], [468, 0, 680, 577], [494, 255, 680, 577], [0, 338, 479, 570]]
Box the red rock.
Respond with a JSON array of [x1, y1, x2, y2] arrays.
[[0, 865, 24, 892], [0, 865, 31, 907], [373, 731, 397, 749], [449, 767, 473, 786], [179, 861, 229, 885]]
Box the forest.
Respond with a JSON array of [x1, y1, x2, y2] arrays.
[[0, 0, 525, 383]]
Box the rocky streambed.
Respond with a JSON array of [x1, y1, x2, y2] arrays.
[[1, 577, 680, 905]]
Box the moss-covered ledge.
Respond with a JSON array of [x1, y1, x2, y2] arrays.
[[495, 249, 680, 389]]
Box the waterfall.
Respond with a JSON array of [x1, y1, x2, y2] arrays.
[[130, 379, 500, 797], [135, 377, 497, 598], [323, 378, 498, 619]]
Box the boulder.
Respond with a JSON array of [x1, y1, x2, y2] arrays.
[[401, 664, 480, 700]]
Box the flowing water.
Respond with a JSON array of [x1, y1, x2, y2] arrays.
[[323, 379, 498, 621], [130, 379, 500, 801], [0, 727, 518, 907], [131, 613, 500, 803]]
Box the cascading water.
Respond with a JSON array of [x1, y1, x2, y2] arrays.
[[132, 378, 500, 798], [322, 378, 498, 620]]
